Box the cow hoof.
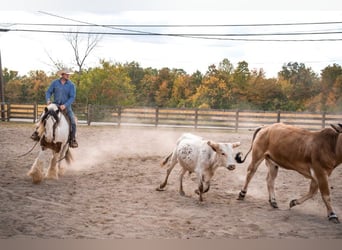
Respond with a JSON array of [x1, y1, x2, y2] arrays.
[[237, 190, 246, 200], [328, 213, 340, 224], [269, 200, 279, 209], [195, 189, 200, 195], [289, 199, 297, 208], [179, 191, 185, 196], [156, 187, 165, 191]]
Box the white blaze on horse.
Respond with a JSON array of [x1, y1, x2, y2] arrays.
[[236, 122, 342, 223], [27, 103, 73, 184], [156, 133, 240, 201]]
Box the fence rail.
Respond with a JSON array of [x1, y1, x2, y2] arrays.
[[1, 103, 342, 131]]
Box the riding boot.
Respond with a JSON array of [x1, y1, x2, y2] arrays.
[[69, 119, 78, 148], [69, 137, 78, 148]]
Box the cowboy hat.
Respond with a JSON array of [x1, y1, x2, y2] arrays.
[[57, 68, 74, 75]]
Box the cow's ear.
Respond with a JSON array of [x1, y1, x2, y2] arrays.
[[207, 141, 219, 152], [232, 142, 241, 148], [44, 107, 48, 113]]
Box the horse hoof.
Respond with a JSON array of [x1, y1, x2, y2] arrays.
[[32, 179, 42, 184], [289, 199, 297, 208]]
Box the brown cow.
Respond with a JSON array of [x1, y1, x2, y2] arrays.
[[235, 122, 341, 223]]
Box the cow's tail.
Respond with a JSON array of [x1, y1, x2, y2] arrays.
[[160, 152, 172, 167], [235, 126, 263, 163]]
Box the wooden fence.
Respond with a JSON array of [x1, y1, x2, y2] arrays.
[[1, 103, 342, 131]]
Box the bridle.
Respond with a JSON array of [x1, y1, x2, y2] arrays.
[[41, 108, 60, 142]]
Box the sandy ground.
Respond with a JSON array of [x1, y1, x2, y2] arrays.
[[1, 122, 342, 239]]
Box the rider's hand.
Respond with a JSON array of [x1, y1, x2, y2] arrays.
[[60, 104, 66, 110]]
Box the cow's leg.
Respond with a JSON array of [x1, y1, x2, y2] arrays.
[[289, 178, 318, 208], [195, 172, 211, 202], [316, 174, 339, 223], [238, 152, 264, 200], [265, 159, 279, 208], [46, 152, 59, 180], [179, 168, 187, 196], [289, 169, 339, 223], [156, 157, 177, 191]]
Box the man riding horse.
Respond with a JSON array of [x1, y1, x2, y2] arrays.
[[31, 68, 78, 148]]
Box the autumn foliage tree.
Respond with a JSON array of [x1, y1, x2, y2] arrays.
[[3, 58, 342, 113]]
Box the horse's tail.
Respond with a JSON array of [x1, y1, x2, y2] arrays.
[[65, 147, 73, 164], [235, 126, 264, 163]]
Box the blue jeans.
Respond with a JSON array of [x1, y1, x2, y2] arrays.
[[66, 107, 76, 139]]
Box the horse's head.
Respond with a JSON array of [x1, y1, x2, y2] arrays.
[[39, 104, 60, 143]]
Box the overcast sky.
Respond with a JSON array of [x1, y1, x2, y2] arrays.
[[1, 0, 342, 78]]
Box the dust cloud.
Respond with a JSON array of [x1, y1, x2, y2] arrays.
[[70, 126, 183, 171]]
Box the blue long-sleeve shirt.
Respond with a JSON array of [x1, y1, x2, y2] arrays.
[[45, 79, 76, 108]]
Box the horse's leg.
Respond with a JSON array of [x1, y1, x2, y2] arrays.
[[58, 143, 69, 176], [27, 150, 47, 184], [46, 152, 59, 180]]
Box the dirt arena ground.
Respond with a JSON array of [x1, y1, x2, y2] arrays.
[[1, 122, 342, 239]]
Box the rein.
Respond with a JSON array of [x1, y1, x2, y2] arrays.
[[16, 140, 40, 158], [17, 106, 61, 159], [42, 109, 60, 141]]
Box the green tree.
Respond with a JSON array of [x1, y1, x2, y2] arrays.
[[320, 64, 342, 111], [191, 74, 231, 109], [78, 61, 135, 106], [278, 62, 319, 111], [29, 70, 51, 103], [155, 68, 178, 107], [125, 61, 145, 105], [138, 67, 159, 106]]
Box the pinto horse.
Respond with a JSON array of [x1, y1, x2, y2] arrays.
[[28, 103, 73, 184]]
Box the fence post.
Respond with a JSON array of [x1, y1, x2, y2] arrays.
[[33, 103, 37, 123], [7, 103, 10, 121], [0, 102, 5, 121], [322, 112, 326, 128], [235, 110, 239, 132], [277, 110, 281, 123], [155, 107, 159, 127], [194, 108, 198, 129], [87, 104, 91, 126], [118, 106, 122, 127]]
